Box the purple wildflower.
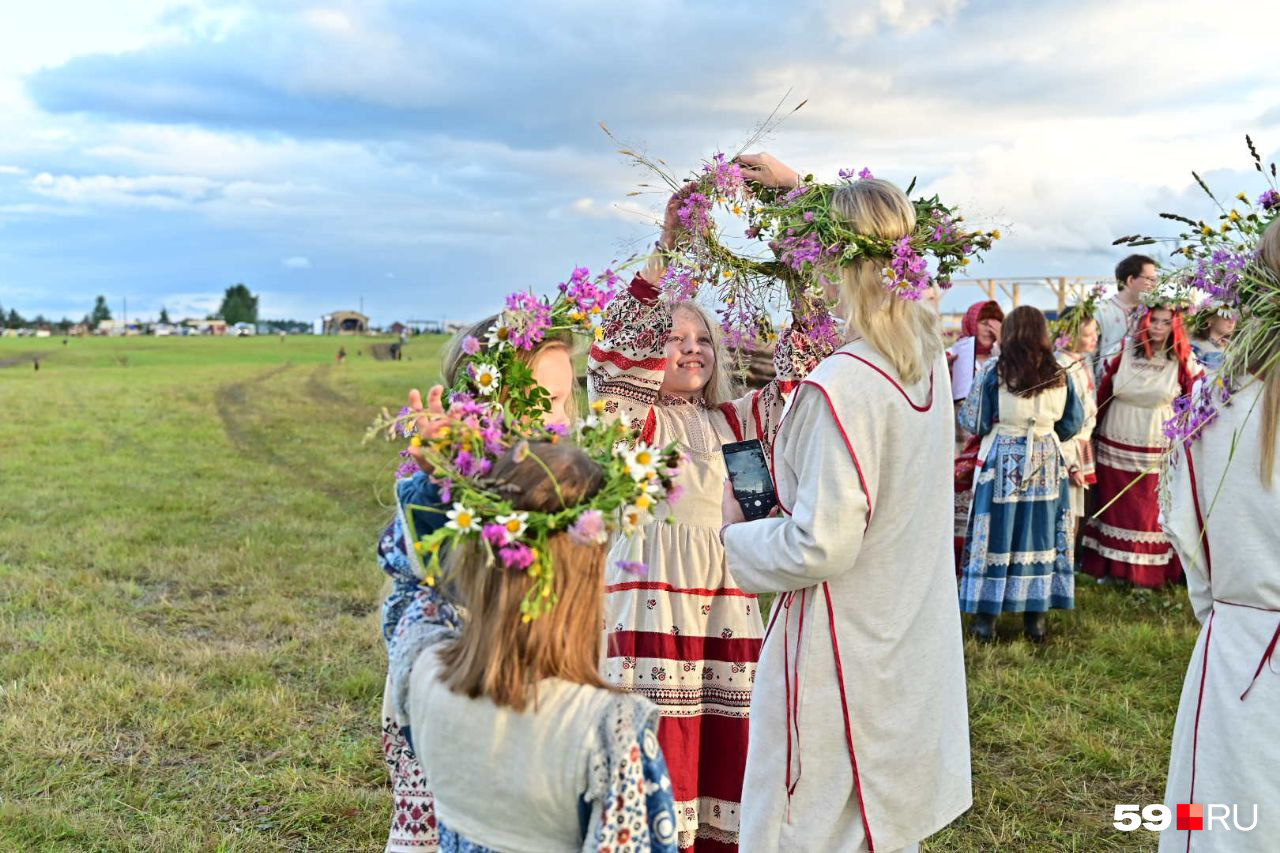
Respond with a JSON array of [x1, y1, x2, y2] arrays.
[[782, 184, 811, 202], [396, 406, 416, 438], [677, 192, 713, 234], [482, 523, 509, 548], [858, 167, 874, 180], [616, 560, 648, 576], [546, 422, 570, 437], [803, 211, 815, 223], [881, 236, 932, 301], [560, 266, 617, 313], [703, 153, 745, 198], [778, 231, 825, 273], [568, 509, 607, 546], [498, 543, 536, 571], [461, 335, 481, 356], [659, 264, 699, 304], [1258, 189, 1280, 211], [503, 292, 553, 350], [431, 475, 453, 504], [396, 460, 419, 478]]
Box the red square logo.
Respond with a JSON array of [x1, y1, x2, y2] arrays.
[[1177, 803, 1203, 831]]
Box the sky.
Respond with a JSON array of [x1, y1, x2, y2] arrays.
[[1, 0, 1279, 325]]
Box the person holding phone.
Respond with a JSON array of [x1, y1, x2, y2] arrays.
[[588, 190, 836, 852], [720, 157, 970, 853]]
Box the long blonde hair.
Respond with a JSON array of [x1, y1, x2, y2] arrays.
[[441, 314, 580, 425], [436, 442, 609, 710], [829, 179, 942, 386], [1255, 218, 1280, 486]]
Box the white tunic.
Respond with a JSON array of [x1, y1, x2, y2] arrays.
[[723, 341, 972, 852], [1094, 296, 1137, 381], [1159, 378, 1280, 852]]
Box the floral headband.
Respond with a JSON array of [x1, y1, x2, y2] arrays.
[[1113, 135, 1280, 446], [366, 267, 684, 620], [1051, 283, 1107, 350]]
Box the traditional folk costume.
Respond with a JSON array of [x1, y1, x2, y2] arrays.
[[722, 341, 972, 853], [957, 358, 1083, 615], [1093, 294, 1140, 381], [378, 474, 457, 852], [1082, 345, 1199, 587], [1190, 338, 1227, 374], [1159, 378, 1280, 851], [588, 273, 831, 852], [949, 300, 1004, 570], [1055, 350, 1099, 521]]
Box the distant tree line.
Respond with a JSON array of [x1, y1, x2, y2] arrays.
[[2, 285, 312, 333]]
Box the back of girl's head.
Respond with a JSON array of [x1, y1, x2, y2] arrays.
[[441, 313, 579, 423], [829, 179, 942, 385], [998, 306, 1064, 397], [669, 300, 738, 406], [436, 442, 609, 709]]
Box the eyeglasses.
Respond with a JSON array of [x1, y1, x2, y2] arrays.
[[1137, 275, 1159, 284]]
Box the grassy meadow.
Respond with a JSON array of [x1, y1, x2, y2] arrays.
[[0, 334, 1197, 851]]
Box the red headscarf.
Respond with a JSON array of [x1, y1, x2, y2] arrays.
[[962, 300, 1005, 356]]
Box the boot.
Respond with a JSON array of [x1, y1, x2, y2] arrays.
[[1023, 611, 1047, 643], [969, 613, 996, 643]]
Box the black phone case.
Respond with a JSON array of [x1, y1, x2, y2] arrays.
[[722, 439, 779, 520]]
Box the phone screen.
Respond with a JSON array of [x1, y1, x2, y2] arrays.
[[722, 439, 779, 521]]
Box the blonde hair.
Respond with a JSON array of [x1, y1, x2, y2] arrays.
[[436, 443, 609, 710], [441, 313, 580, 425], [829, 179, 943, 385], [1255, 219, 1280, 486], [669, 300, 738, 406]]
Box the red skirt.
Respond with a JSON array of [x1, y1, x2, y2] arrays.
[[1081, 436, 1182, 588]]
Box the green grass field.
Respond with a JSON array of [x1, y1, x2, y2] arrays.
[[0, 335, 1197, 851]]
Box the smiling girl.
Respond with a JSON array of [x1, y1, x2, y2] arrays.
[[588, 184, 835, 852]]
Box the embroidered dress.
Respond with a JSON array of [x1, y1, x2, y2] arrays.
[[722, 341, 971, 853], [1082, 348, 1198, 587], [1157, 378, 1280, 851], [378, 474, 460, 852], [588, 273, 830, 851], [957, 358, 1083, 615], [1093, 295, 1139, 381], [406, 629, 678, 853], [1055, 351, 1099, 520]]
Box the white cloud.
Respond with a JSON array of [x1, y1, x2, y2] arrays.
[[29, 172, 219, 208], [282, 255, 311, 268]]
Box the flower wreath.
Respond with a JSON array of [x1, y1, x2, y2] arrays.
[[1051, 283, 1107, 350], [1113, 135, 1280, 446], [366, 266, 684, 620], [620, 147, 999, 355]]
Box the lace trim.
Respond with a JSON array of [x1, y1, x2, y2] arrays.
[[1091, 520, 1169, 544], [678, 824, 740, 848], [984, 549, 1059, 567], [1082, 537, 1172, 566]]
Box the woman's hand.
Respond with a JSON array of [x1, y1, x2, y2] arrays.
[[1069, 467, 1087, 487], [658, 183, 698, 251], [736, 152, 801, 189], [406, 385, 450, 474], [721, 478, 746, 529]]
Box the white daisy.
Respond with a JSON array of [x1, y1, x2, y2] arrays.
[[495, 512, 529, 539], [470, 362, 501, 396], [484, 318, 512, 351], [620, 504, 652, 534], [624, 443, 659, 481], [445, 503, 480, 534]]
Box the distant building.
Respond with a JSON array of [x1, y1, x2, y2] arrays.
[[388, 321, 409, 335], [182, 318, 229, 336], [321, 311, 370, 335]]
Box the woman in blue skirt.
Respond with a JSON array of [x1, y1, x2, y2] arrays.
[[958, 306, 1083, 642]]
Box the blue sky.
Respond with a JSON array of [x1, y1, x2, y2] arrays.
[[2, 0, 1278, 325]]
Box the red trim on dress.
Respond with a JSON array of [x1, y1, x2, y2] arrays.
[[605, 580, 756, 598], [607, 630, 763, 663], [718, 402, 745, 442], [823, 582, 875, 850], [828, 351, 935, 411], [797, 380, 873, 524], [640, 409, 658, 445], [1186, 611, 1215, 853], [589, 343, 666, 372]]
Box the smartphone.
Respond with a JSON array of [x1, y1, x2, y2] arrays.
[[721, 439, 779, 521]]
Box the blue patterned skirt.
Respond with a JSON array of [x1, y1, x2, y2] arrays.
[[959, 434, 1075, 614]]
